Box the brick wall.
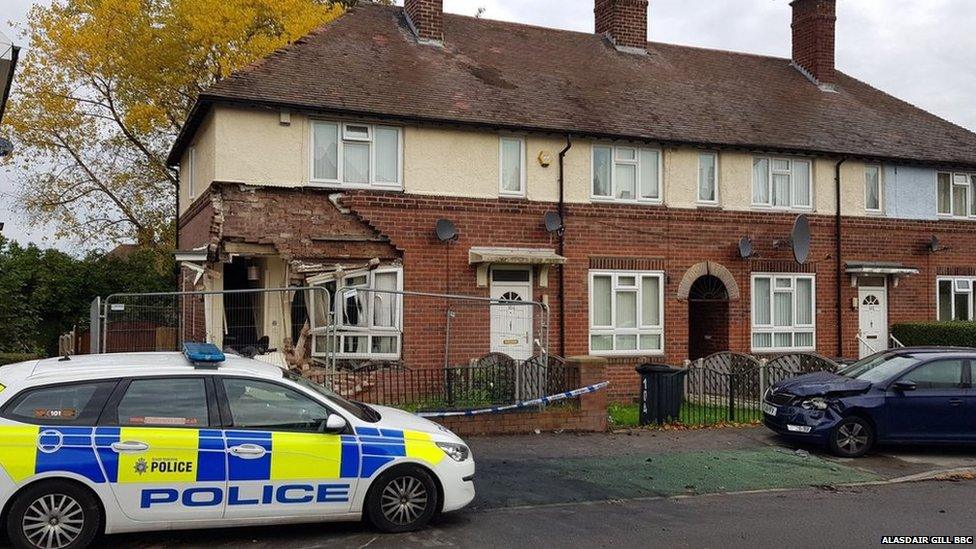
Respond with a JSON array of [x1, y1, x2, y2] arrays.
[[791, 0, 836, 84], [595, 0, 649, 51], [404, 0, 443, 43]]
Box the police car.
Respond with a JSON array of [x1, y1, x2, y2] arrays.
[[0, 344, 475, 548]]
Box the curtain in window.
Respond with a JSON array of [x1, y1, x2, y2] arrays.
[[793, 161, 811, 207], [938, 173, 952, 214], [616, 164, 636, 200], [699, 154, 716, 201], [592, 276, 612, 325], [953, 175, 968, 217], [754, 278, 771, 325], [375, 127, 399, 184], [343, 142, 370, 184], [753, 158, 769, 204], [640, 150, 660, 199], [313, 122, 339, 180], [641, 276, 660, 326], [972, 176, 976, 216], [773, 290, 792, 327], [616, 291, 637, 328], [500, 139, 522, 192], [372, 272, 397, 327], [865, 167, 880, 210], [593, 147, 612, 196], [773, 173, 791, 207], [796, 278, 813, 325]]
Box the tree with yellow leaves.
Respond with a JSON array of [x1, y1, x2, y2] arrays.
[[2, 0, 347, 248]]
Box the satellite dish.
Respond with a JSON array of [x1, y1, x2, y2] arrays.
[[738, 236, 754, 259], [929, 236, 943, 253], [435, 218, 458, 243], [544, 211, 563, 234], [791, 214, 811, 264], [0, 137, 12, 157]]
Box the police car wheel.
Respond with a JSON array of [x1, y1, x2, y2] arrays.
[[6, 481, 100, 549], [366, 466, 438, 533]]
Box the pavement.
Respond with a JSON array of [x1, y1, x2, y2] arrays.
[[95, 426, 976, 548]]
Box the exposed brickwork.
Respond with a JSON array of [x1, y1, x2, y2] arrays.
[[404, 0, 443, 43], [595, 0, 648, 51], [178, 191, 219, 254], [791, 0, 836, 85]]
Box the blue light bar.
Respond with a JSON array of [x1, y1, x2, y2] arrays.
[[182, 342, 225, 364]]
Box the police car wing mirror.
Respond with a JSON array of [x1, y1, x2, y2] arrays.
[[893, 380, 917, 392], [323, 414, 348, 434]]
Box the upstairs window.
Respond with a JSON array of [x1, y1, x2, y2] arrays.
[[499, 136, 526, 196], [311, 121, 401, 187], [698, 152, 718, 204], [592, 145, 661, 203], [186, 147, 196, 199], [937, 173, 975, 218], [864, 165, 882, 212], [752, 156, 812, 210]]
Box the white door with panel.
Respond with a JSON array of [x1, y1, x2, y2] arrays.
[[489, 268, 534, 360], [858, 283, 888, 359]]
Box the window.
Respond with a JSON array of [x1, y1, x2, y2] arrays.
[[589, 271, 664, 355], [865, 165, 882, 212], [116, 378, 209, 427], [311, 121, 401, 187], [899, 360, 965, 390], [4, 382, 115, 425], [499, 136, 525, 196], [186, 147, 196, 199], [698, 152, 718, 204], [310, 267, 403, 359], [223, 378, 332, 431], [592, 145, 661, 202], [937, 277, 975, 321], [752, 156, 812, 210], [752, 274, 815, 351], [937, 172, 975, 218]]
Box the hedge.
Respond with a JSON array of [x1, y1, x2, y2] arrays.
[[0, 353, 40, 367], [890, 322, 976, 348]]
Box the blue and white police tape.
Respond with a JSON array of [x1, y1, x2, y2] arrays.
[[416, 381, 610, 418]]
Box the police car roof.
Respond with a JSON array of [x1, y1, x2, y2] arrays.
[[13, 352, 286, 384]]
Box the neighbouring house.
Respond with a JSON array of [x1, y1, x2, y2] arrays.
[[0, 29, 19, 156], [168, 0, 976, 401]]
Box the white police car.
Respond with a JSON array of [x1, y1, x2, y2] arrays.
[[0, 345, 475, 548]]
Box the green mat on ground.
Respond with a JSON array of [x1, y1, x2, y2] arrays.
[[543, 447, 880, 499]]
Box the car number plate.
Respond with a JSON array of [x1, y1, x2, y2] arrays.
[[762, 403, 777, 416]]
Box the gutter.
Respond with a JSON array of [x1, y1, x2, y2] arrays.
[[835, 158, 847, 358], [557, 135, 572, 358]]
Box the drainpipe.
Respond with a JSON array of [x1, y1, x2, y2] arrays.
[[557, 135, 572, 358], [835, 158, 847, 358]]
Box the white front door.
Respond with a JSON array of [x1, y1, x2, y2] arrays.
[[858, 283, 888, 359], [490, 268, 534, 360]]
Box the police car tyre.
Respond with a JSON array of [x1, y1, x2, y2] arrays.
[[828, 416, 874, 458], [5, 480, 101, 549], [366, 465, 438, 533]]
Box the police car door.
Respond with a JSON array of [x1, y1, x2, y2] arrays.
[[96, 376, 225, 522], [218, 377, 356, 519]]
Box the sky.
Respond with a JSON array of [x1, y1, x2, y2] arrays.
[[1, 0, 974, 252]]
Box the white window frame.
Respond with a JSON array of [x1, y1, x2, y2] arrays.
[[309, 120, 403, 189], [937, 172, 976, 219], [937, 276, 975, 321], [751, 273, 816, 352], [590, 144, 663, 204], [498, 136, 526, 197], [697, 152, 719, 205], [864, 164, 883, 213], [186, 146, 196, 199], [588, 270, 665, 357], [309, 266, 403, 360], [751, 156, 813, 211]]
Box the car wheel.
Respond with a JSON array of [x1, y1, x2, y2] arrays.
[[829, 416, 874, 458], [5, 480, 101, 549], [366, 465, 439, 533]]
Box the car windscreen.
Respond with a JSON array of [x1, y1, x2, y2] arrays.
[[283, 370, 379, 423], [837, 354, 921, 384]]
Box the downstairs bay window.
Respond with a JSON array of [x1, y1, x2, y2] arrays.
[[937, 277, 974, 321], [751, 274, 815, 352], [589, 271, 664, 355], [310, 267, 403, 360]]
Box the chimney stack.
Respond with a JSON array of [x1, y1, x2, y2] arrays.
[[404, 0, 443, 44], [791, 0, 837, 88], [595, 0, 649, 54]]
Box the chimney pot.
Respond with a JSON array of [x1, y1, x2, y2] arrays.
[[594, 0, 649, 54], [791, 0, 837, 87], [404, 0, 443, 44]]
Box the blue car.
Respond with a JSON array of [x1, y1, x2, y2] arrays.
[[762, 347, 976, 457]]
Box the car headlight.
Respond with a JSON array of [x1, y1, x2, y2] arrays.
[[435, 442, 470, 462], [801, 397, 829, 410]]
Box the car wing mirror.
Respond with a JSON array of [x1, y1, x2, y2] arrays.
[[322, 414, 348, 434], [893, 380, 917, 392]]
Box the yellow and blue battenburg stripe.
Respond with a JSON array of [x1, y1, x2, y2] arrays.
[[0, 425, 444, 486]]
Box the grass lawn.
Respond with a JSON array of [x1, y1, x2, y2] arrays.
[[608, 402, 762, 428]]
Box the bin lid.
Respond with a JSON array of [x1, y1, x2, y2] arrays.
[[635, 363, 678, 374]]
